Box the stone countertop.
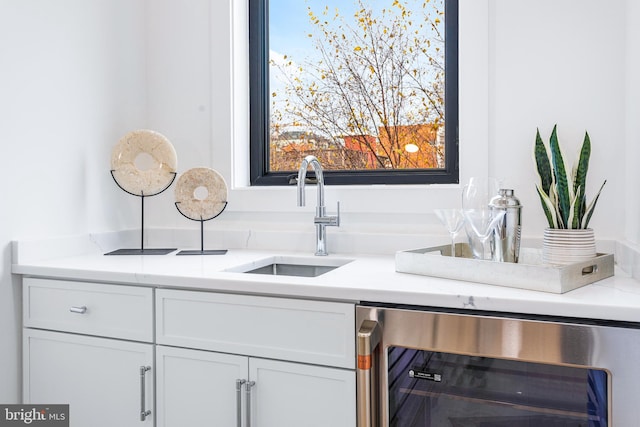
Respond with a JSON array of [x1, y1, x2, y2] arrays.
[[11, 236, 640, 324]]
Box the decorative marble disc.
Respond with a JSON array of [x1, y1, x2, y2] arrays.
[[175, 167, 228, 220], [111, 130, 177, 196]]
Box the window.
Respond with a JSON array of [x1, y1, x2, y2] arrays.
[[250, 0, 458, 185]]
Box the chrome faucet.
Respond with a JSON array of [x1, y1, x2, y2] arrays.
[[297, 155, 340, 256]]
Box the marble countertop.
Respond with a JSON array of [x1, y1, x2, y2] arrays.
[[11, 236, 640, 323]]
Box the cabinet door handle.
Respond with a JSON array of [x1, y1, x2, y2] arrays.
[[357, 320, 380, 427], [69, 306, 87, 314], [140, 366, 151, 421], [245, 381, 256, 427], [236, 379, 246, 427]]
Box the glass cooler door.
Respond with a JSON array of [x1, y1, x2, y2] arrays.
[[387, 347, 608, 427]]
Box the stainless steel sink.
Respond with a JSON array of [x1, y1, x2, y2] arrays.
[[245, 263, 340, 277], [226, 256, 352, 278]]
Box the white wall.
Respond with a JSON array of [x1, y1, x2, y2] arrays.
[[626, 0, 640, 246], [0, 0, 147, 402], [488, 0, 625, 239], [146, 0, 635, 248]]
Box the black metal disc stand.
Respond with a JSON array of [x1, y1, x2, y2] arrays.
[[107, 170, 177, 255], [174, 201, 228, 255]]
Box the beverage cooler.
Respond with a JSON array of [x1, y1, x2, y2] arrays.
[[356, 304, 640, 426]]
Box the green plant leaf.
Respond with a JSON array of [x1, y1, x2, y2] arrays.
[[569, 186, 581, 229], [570, 176, 586, 228], [549, 125, 571, 227], [582, 180, 607, 229], [555, 202, 566, 229], [535, 183, 557, 228], [573, 131, 591, 221], [534, 128, 553, 195]]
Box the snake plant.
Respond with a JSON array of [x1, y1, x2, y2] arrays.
[[534, 125, 606, 229]]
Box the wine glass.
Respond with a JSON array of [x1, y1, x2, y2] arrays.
[[462, 177, 501, 211], [462, 177, 501, 258], [463, 209, 506, 260], [434, 209, 465, 257]]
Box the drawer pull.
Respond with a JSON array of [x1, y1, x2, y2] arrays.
[[245, 381, 255, 427], [140, 366, 151, 421], [236, 379, 246, 427], [69, 306, 87, 314]]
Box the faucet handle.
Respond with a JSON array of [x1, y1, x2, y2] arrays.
[[314, 201, 340, 227]]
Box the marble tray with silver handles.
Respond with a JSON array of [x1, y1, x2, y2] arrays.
[[395, 243, 614, 294]]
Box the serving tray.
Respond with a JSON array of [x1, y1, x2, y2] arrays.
[[395, 243, 614, 294]]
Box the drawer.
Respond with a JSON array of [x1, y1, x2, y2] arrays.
[[156, 289, 355, 369], [23, 278, 153, 342]]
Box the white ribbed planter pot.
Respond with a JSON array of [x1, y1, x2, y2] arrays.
[[542, 228, 596, 265]]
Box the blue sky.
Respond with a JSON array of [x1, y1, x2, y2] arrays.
[[269, 0, 444, 70], [269, 0, 363, 116], [270, 0, 359, 62]]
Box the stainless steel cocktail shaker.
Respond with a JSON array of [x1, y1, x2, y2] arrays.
[[489, 189, 522, 263]]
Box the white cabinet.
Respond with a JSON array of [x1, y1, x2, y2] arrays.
[[249, 357, 355, 427], [23, 277, 154, 341], [156, 289, 356, 427], [23, 279, 356, 427], [156, 345, 248, 427], [22, 278, 155, 427], [156, 345, 355, 427], [23, 329, 154, 427], [156, 289, 355, 369]]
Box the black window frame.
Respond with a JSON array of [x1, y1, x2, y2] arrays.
[[249, 0, 458, 186]]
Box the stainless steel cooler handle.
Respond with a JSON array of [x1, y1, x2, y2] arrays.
[[357, 320, 380, 427]]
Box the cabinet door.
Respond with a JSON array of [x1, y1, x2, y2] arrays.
[[157, 289, 355, 368], [156, 345, 248, 427], [23, 329, 154, 427], [249, 358, 356, 427]]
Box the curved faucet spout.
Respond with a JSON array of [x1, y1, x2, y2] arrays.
[[297, 155, 325, 209], [296, 155, 339, 256]]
